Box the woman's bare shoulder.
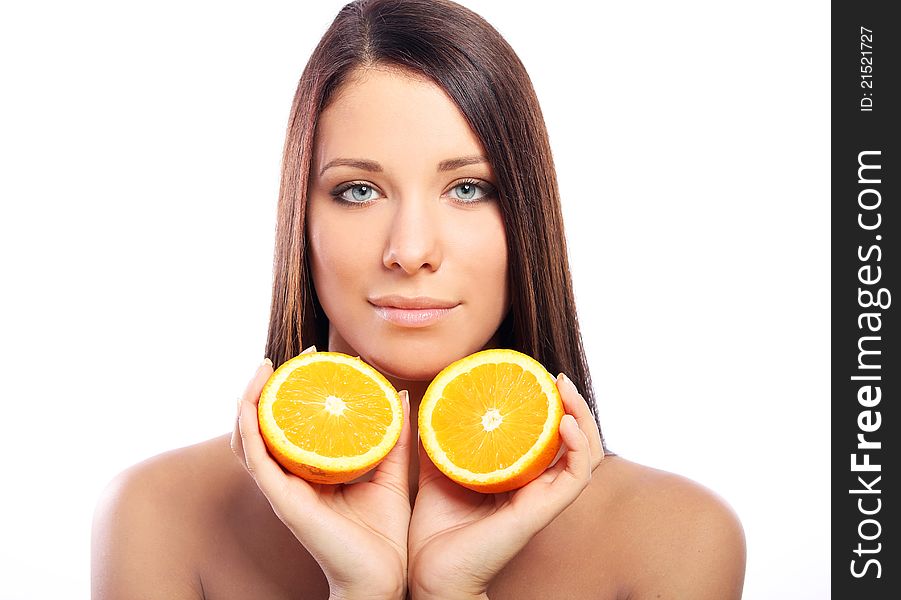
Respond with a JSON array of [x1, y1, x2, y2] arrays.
[[91, 434, 239, 599], [95, 433, 239, 523], [585, 455, 747, 599], [93, 435, 328, 599], [491, 455, 744, 599], [111, 433, 233, 482]]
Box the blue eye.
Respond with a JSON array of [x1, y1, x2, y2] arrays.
[[329, 179, 496, 206], [449, 179, 496, 203], [331, 182, 383, 205]]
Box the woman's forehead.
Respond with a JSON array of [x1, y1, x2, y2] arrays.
[[312, 67, 489, 177]]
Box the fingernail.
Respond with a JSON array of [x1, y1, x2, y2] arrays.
[[401, 390, 410, 410], [563, 373, 577, 392], [261, 357, 273, 368], [301, 345, 317, 354]]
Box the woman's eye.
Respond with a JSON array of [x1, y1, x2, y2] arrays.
[[331, 180, 495, 205], [449, 180, 495, 203], [332, 183, 383, 204]]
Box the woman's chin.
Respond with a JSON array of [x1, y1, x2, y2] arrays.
[[357, 345, 461, 383]]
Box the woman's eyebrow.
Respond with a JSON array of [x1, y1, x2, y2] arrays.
[[319, 155, 488, 177], [436, 155, 488, 172]]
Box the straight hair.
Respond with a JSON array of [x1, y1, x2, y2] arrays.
[[264, 0, 608, 448]]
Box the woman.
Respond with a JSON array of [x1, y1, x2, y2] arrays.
[[92, 1, 746, 598]]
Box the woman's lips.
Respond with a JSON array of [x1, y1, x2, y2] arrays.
[[373, 305, 457, 327]]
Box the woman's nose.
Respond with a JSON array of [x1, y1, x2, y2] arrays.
[[382, 196, 443, 274]]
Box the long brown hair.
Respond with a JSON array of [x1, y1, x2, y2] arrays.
[[264, 0, 607, 443]]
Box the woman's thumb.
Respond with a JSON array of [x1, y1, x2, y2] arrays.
[[368, 390, 412, 496]]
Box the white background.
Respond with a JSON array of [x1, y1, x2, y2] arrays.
[[0, 1, 829, 598]]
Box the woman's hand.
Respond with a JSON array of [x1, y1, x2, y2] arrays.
[[407, 373, 605, 600], [230, 346, 413, 600]]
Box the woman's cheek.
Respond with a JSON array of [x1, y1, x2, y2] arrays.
[[310, 209, 368, 277]]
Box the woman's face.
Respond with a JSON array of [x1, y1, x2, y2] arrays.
[[307, 66, 509, 383]]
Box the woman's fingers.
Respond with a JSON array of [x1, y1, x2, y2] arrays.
[[235, 368, 324, 533], [231, 345, 316, 478], [244, 359, 274, 405], [417, 430, 448, 490], [236, 360, 277, 483], [554, 413, 592, 485], [504, 407, 592, 538], [230, 359, 273, 466], [499, 375, 601, 536], [369, 390, 412, 499], [555, 373, 605, 470], [230, 402, 246, 466]]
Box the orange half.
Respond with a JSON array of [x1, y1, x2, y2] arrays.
[[258, 351, 402, 484], [419, 348, 564, 493]]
